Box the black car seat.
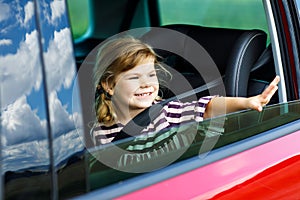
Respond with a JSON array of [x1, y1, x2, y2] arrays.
[[248, 45, 277, 102], [141, 24, 267, 98]]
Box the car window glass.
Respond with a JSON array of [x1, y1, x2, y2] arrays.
[[0, 0, 52, 198], [87, 100, 300, 191]]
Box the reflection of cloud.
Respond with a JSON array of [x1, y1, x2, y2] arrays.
[[1, 20, 78, 147], [50, 0, 65, 23], [1, 0, 79, 147], [1, 26, 77, 145], [0, 91, 80, 146], [23, 1, 34, 26], [0, 28, 75, 108], [1, 91, 80, 146], [0, 39, 12, 46], [0, 1, 10, 22], [1, 0, 84, 175], [44, 28, 76, 92], [49, 91, 75, 137], [1, 96, 47, 146], [15, 2, 24, 27], [53, 128, 84, 167], [1, 1, 33, 29], [42, 0, 66, 25], [2, 128, 84, 173], [0, 30, 42, 108]]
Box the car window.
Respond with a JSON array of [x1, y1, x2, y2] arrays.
[[67, 0, 287, 193], [87, 100, 300, 191], [158, 0, 270, 43]]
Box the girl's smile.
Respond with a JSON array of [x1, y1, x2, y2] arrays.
[[134, 92, 153, 97]]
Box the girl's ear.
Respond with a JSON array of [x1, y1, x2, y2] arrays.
[[101, 81, 114, 96]]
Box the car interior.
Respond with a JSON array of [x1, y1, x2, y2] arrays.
[[70, 0, 278, 104]]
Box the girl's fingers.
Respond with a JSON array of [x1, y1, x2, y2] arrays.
[[261, 76, 280, 98]]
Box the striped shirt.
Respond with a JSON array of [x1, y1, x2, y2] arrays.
[[92, 96, 214, 146]]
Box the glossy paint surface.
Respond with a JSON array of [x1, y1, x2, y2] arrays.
[[117, 130, 300, 199]]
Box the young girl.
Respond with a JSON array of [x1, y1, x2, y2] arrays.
[[92, 37, 280, 146]]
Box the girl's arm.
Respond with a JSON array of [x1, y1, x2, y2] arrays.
[[204, 76, 280, 119]]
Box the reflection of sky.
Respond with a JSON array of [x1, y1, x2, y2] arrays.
[[0, 1, 32, 55], [297, 0, 300, 18], [0, 0, 84, 171]]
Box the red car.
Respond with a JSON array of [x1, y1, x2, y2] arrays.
[[1, 0, 300, 199]]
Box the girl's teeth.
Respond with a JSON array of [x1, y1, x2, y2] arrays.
[[137, 92, 151, 96]]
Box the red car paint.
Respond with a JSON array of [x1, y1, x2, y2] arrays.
[[117, 131, 300, 199]]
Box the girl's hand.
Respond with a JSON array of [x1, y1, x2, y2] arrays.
[[204, 76, 280, 118], [247, 76, 280, 112]]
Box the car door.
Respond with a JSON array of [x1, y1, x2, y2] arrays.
[[0, 0, 86, 199], [0, 0, 53, 198]]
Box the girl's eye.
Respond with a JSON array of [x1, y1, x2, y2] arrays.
[[128, 76, 139, 80], [149, 73, 157, 77]]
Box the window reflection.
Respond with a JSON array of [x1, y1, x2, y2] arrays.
[[296, 0, 300, 19], [36, 0, 84, 168], [0, 0, 52, 198], [0, 0, 49, 174], [0, 0, 85, 198], [36, 0, 86, 197]]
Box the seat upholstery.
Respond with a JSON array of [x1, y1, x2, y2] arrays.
[[142, 24, 267, 97]]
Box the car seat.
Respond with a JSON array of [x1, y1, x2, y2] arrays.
[[141, 24, 267, 98]]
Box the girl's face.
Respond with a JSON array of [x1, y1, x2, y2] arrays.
[[110, 57, 159, 115]]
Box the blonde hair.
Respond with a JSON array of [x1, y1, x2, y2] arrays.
[[94, 37, 170, 126]]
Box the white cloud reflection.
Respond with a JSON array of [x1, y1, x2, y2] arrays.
[[1, 30, 42, 108], [0, 1, 10, 22], [0, 39, 12, 46], [50, 0, 65, 23], [49, 91, 75, 137], [44, 28, 76, 92], [1, 2, 78, 147], [1, 96, 47, 146], [41, 0, 66, 25], [23, 1, 34, 26]]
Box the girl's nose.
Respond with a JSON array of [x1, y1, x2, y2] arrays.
[[140, 77, 150, 88]]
